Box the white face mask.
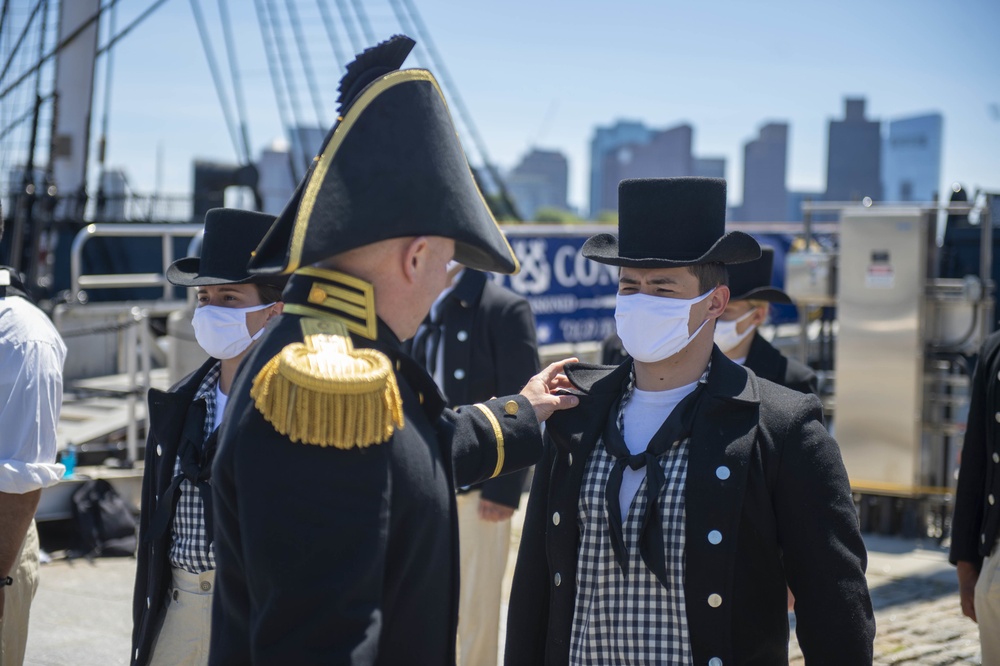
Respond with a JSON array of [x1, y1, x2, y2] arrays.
[[615, 289, 714, 363], [192, 303, 274, 360], [714, 307, 758, 353]]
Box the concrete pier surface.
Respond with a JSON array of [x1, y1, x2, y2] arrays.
[[21, 527, 980, 665]]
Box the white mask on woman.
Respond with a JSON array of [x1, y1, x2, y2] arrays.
[[713, 307, 758, 353], [614, 289, 714, 363], [192, 303, 274, 360]]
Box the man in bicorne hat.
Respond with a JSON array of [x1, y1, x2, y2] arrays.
[[505, 178, 874, 664], [209, 36, 576, 665], [714, 246, 818, 397]]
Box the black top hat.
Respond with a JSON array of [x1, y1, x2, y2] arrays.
[[248, 35, 518, 276], [582, 178, 760, 268], [166, 208, 286, 288], [727, 246, 792, 303]]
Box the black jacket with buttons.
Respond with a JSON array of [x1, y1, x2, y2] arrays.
[[505, 348, 875, 665], [951, 330, 1000, 566], [405, 269, 540, 509], [209, 312, 542, 665], [744, 331, 818, 397], [130, 358, 216, 666]]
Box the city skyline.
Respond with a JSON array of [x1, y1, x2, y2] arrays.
[[32, 0, 999, 215]]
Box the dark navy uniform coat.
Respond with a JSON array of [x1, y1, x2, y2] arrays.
[[210, 313, 542, 665], [952, 330, 1000, 568], [131, 358, 216, 666], [405, 269, 540, 509], [505, 348, 874, 665]]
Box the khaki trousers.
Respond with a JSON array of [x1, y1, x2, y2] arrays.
[[148, 567, 215, 666], [456, 490, 512, 666], [976, 540, 1000, 665], [0, 521, 39, 666]]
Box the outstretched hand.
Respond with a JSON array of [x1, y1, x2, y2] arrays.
[[520, 358, 580, 423]]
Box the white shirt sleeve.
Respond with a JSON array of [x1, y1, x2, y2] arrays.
[[0, 299, 67, 493]]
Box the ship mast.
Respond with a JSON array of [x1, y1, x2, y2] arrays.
[[49, 0, 99, 221]]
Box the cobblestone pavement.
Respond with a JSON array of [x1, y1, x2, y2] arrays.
[[788, 535, 981, 665], [24, 520, 984, 664]]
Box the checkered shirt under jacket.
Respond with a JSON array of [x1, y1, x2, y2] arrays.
[[569, 366, 708, 665], [168, 362, 220, 574]]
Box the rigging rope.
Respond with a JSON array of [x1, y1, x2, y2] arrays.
[[387, 0, 522, 219], [252, 0, 300, 182], [0, 0, 44, 85], [283, 0, 325, 127], [262, 0, 309, 172], [188, 0, 244, 162], [333, 0, 361, 53], [314, 0, 348, 68], [217, 0, 253, 165]]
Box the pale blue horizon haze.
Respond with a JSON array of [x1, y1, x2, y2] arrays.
[[95, 0, 1000, 215]]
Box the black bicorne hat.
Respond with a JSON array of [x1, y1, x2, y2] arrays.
[[727, 246, 792, 303], [249, 35, 519, 276], [166, 208, 286, 289], [582, 178, 760, 267]]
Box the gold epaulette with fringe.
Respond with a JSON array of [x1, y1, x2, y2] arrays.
[[251, 319, 404, 449]]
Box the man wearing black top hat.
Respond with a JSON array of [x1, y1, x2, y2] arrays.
[[209, 36, 576, 666], [131, 208, 286, 666], [505, 178, 874, 665], [714, 246, 818, 397]]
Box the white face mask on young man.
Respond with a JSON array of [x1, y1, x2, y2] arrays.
[[713, 307, 758, 353], [614, 289, 714, 363], [191, 303, 274, 360]]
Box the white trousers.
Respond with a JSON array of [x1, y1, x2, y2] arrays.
[[148, 567, 215, 666], [456, 491, 512, 666], [976, 540, 1000, 665], [0, 521, 39, 666]]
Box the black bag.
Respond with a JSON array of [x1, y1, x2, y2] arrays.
[[71, 479, 137, 558]]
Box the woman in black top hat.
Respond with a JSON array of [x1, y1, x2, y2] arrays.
[[130, 208, 286, 666]]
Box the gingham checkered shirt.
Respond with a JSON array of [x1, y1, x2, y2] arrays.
[[168, 362, 220, 573], [569, 364, 709, 665]]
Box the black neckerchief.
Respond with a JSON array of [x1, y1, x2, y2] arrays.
[[145, 402, 218, 544], [601, 383, 704, 588]]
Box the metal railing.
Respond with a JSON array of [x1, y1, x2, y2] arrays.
[[63, 223, 204, 462], [70, 223, 203, 301]]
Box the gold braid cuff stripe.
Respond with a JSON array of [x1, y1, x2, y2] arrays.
[[474, 403, 505, 479]]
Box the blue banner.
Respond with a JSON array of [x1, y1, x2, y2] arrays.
[[491, 234, 618, 345]]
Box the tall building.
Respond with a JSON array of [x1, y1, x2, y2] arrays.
[[257, 142, 297, 215], [589, 121, 653, 217], [593, 123, 694, 216], [741, 122, 788, 221], [507, 148, 569, 220], [825, 98, 882, 202], [694, 157, 726, 179], [882, 113, 943, 202]]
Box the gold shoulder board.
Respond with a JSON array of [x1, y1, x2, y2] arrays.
[[251, 319, 404, 448]]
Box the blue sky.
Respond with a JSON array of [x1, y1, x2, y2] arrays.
[[96, 0, 999, 214]]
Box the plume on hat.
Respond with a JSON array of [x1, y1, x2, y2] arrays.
[[337, 35, 416, 115]]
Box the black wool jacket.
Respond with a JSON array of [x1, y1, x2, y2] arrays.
[[405, 269, 540, 508], [210, 313, 543, 666], [131, 358, 216, 666], [951, 330, 1000, 567], [505, 348, 875, 665], [744, 331, 819, 397]]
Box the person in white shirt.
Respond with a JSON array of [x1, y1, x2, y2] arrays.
[[0, 209, 67, 665]]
